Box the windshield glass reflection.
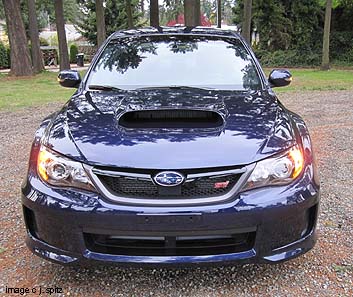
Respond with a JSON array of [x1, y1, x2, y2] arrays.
[[87, 36, 262, 91]]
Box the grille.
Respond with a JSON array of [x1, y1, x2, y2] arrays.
[[97, 173, 241, 199], [84, 232, 256, 256]]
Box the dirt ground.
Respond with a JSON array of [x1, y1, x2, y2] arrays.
[[0, 90, 352, 296]]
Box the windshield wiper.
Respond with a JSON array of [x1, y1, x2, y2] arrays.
[[88, 85, 124, 91], [135, 85, 216, 91]]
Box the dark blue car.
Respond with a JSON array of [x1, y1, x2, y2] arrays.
[[22, 27, 320, 266]]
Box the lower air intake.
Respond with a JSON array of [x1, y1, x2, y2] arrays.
[[84, 232, 256, 256]]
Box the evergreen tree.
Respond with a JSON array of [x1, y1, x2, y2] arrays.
[[18, 0, 80, 39], [282, 0, 322, 51], [76, 0, 142, 45], [161, 0, 183, 25], [252, 0, 292, 50], [233, 0, 322, 51], [330, 0, 353, 64]]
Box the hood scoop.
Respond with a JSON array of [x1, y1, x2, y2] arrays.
[[118, 109, 224, 128], [61, 90, 294, 168], [114, 90, 229, 129]]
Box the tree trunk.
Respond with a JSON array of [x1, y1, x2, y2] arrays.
[[217, 0, 221, 28], [126, 0, 134, 29], [184, 0, 200, 27], [2, 0, 33, 76], [174, 0, 180, 21], [150, 0, 159, 27], [27, 0, 45, 73], [243, 0, 252, 44], [140, 0, 144, 14], [54, 0, 70, 70], [96, 0, 106, 47], [321, 0, 332, 70]]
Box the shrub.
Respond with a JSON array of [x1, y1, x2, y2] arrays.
[[0, 42, 10, 69], [333, 47, 353, 66], [330, 31, 353, 65], [254, 31, 353, 67], [255, 49, 321, 67], [330, 31, 353, 58], [70, 44, 78, 64]]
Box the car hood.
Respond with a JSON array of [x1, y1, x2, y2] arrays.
[[45, 89, 296, 169]]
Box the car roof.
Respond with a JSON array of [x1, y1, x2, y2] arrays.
[[110, 26, 242, 40]]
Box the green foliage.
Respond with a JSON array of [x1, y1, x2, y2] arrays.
[[332, 47, 353, 66], [48, 34, 58, 46], [283, 1, 322, 51], [160, 0, 233, 26], [17, 0, 81, 39], [256, 49, 321, 67], [76, 0, 143, 45], [330, 31, 353, 64], [160, 0, 184, 25], [329, 1, 353, 65], [318, 0, 342, 9], [70, 44, 79, 63], [332, 3, 353, 32], [235, 0, 322, 52], [233, 0, 291, 50], [35, 0, 81, 28], [39, 37, 49, 46], [233, 0, 353, 66], [0, 4, 4, 19], [201, 0, 213, 20], [254, 0, 293, 50], [0, 42, 10, 69]]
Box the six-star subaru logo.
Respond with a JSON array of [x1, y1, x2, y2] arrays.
[[153, 171, 185, 187]]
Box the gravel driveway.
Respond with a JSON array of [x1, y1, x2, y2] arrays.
[[0, 90, 352, 296]]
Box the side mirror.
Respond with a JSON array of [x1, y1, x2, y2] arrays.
[[268, 69, 292, 88], [58, 70, 81, 88]]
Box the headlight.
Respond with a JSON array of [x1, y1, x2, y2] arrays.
[[37, 145, 96, 192], [242, 145, 304, 191]]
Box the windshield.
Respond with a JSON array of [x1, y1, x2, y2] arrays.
[[87, 35, 262, 91]]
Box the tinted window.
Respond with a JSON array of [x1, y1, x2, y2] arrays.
[[87, 35, 262, 91]]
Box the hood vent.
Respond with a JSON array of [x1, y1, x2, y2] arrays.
[[118, 109, 224, 128]]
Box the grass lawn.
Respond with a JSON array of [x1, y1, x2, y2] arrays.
[[264, 68, 353, 92], [1, 68, 353, 111], [0, 71, 77, 110]]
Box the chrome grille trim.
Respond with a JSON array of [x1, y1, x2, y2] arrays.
[[85, 165, 254, 206], [91, 168, 151, 180]]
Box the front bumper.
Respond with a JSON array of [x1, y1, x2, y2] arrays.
[[21, 167, 320, 267]]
